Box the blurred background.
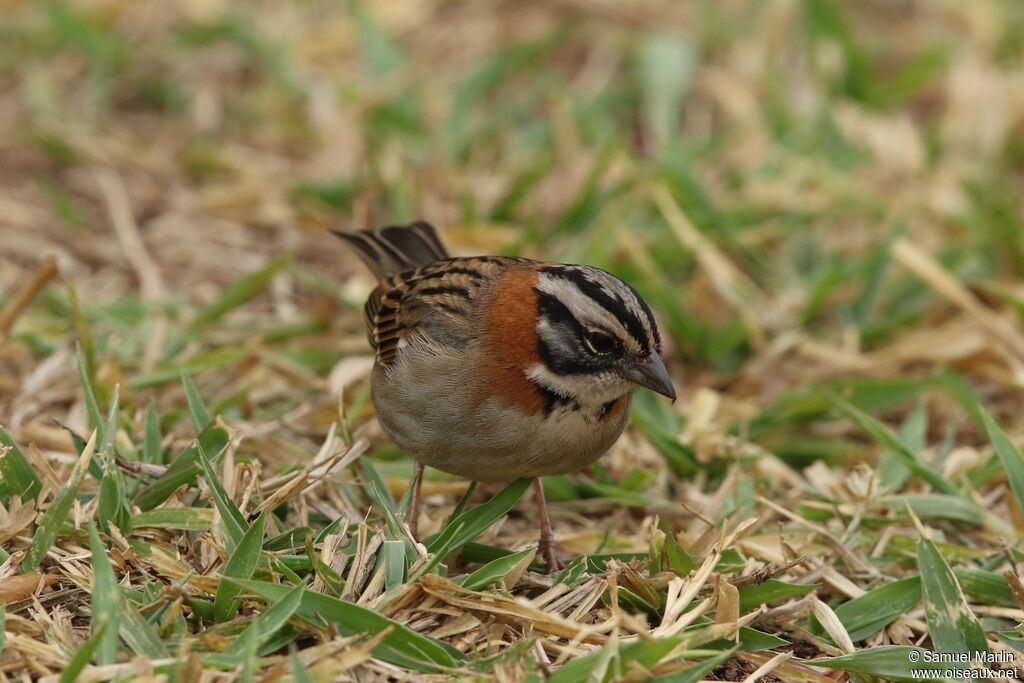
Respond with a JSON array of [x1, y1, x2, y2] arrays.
[[3, 0, 1024, 478], [6, 3, 1024, 677]]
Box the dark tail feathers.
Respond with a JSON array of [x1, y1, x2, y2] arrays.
[[333, 221, 449, 278]]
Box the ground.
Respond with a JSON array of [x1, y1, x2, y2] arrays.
[[1, 1, 1024, 681]]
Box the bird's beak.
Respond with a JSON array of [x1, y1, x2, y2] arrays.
[[621, 353, 676, 401]]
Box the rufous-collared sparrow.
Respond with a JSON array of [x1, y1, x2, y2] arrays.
[[335, 222, 676, 569]]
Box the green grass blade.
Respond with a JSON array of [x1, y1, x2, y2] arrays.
[[737, 579, 815, 613], [97, 471, 127, 532], [225, 581, 305, 655], [229, 578, 463, 671], [665, 534, 697, 577], [238, 622, 259, 683], [87, 523, 121, 665], [734, 627, 788, 651], [99, 384, 119, 455], [58, 621, 107, 683], [828, 392, 957, 495], [934, 368, 986, 428], [97, 387, 130, 532], [639, 32, 694, 150], [213, 512, 266, 622], [358, 458, 397, 515], [981, 407, 1024, 517], [76, 343, 104, 442], [180, 372, 211, 431], [443, 481, 477, 527], [133, 424, 229, 511], [878, 404, 927, 492], [132, 460, 201, 511], [188, 255, 290, 330], [22, 430, 97, 572], [196, 435, 247, 550], [142, 399, 162, 464], [548, 635, 683, 683], [265, 526, 312, 551], [954, 567, 1018, 609], [132, 507, 214, 531], [875, 494, 984, 526], [812, 645, 945, 681], [918, 536, 987, 658], [118, 594, 169, 659], [459, 548, 536, 591], [649, 649, 736, 683], [834, 575, 921, 642], [381, 539, 407, 594], [363, 477, 405, 539], [997, 632, 1024, 657], [0, 427, 42, 502], [425, 478, 531, 559]]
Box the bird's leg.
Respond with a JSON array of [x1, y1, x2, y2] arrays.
[[408, 462, 425, 541], [534, 478, 563, 571]]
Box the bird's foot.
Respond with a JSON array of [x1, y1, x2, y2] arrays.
[[538, 537, 564, 572]]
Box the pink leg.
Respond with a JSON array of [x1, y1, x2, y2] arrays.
[[534, 478, 562, 571]]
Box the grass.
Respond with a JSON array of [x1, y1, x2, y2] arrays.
[[1, 0, 1024, 680]]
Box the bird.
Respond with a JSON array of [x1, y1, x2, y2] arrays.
[[335, 221, 676, 569]]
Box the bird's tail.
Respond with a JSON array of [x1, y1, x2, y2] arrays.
[[333, 221, 449, 278]]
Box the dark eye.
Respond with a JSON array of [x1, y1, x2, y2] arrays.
[[584, 329, 618, 355]]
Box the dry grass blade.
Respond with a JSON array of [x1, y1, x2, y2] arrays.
[[0, 574, 58, 604], [4, 2, 1024, 680], [892, 238, 1024, 362], [653, 185, 766, 342], [420, 574, 611, 644], [0, 256, 58, 342], [256, 437, 368, 515], [22, 430, 97, 573], [740, 651, 792, 682]]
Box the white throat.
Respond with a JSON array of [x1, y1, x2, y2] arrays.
[[525, 363, 632, 407]]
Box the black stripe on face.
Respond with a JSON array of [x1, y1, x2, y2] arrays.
[[541, 266, 651, 353], [625, 281, 660, 351], [536, 291, 596, 375]]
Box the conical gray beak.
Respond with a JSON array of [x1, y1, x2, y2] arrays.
[[621, 353, 676, 401]]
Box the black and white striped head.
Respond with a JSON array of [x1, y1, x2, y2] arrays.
[[529, 265, 675, 405]]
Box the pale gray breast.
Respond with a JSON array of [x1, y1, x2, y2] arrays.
[[371, 333, 478, 457], [372, 337, 632, 482]]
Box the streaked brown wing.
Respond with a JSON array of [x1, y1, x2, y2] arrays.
[[365, 256, 527, 365]]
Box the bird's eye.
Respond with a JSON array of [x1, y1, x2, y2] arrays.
[[584, 329, 618, 355]]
